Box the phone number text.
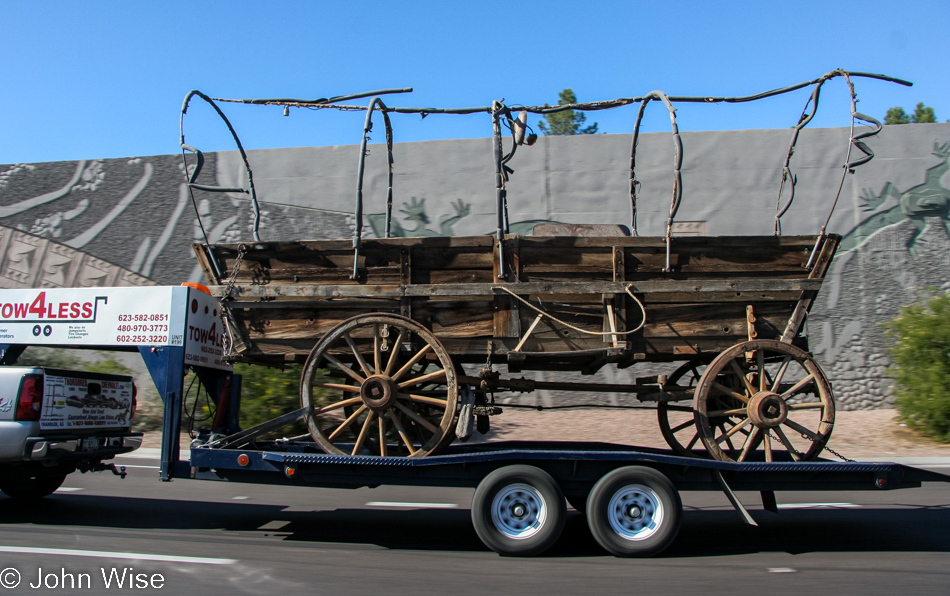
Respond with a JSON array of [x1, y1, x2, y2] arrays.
[[117, 313, 169, 322], [117, 324, 168, 333], [116, 335, 168, 344]]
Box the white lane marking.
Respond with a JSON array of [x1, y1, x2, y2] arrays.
[[257, 520, 290, 531], [776, 502, 859, 510], [232, 496, 251, 500], [0, 546, 235, 565], [118, 464, 159, 469], [54, 488, 83, 493], [768, 568, 797, 573], [365, 501, 458, 509]]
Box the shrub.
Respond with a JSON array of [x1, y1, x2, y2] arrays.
[[233, 362, 306, 433], [883, 292, 950, 442]]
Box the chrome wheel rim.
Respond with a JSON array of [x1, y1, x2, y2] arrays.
[[491, 483, 547, 539], [607, 484, 663, 541]]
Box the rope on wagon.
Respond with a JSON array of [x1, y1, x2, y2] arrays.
[[492, 285, 647, 336]]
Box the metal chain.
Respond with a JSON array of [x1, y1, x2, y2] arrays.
[[222, 247, 245, 299], [815, 439, 855, 463], [764, 428, 854, 463]]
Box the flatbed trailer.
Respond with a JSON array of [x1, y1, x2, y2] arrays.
[[182, 430, 950, 557]]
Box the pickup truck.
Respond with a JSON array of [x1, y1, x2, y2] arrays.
[[0, 367, 142, 500]]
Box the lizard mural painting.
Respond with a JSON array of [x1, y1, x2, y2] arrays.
[[368, 197, 471, 238], [811, 141, 950, 408], [840, 143, 950, 254]]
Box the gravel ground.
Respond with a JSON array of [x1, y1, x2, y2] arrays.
[[473, 407, 950, 459], [145, 408, 950, 460]]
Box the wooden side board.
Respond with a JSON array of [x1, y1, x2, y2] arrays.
[[194, 233, 839, 367]]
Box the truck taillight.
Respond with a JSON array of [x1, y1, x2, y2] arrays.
[[130, 383, 138, 420], [16, 374, 43, 421]]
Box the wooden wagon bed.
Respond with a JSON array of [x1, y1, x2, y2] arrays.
[[195, 232, 839, 370]]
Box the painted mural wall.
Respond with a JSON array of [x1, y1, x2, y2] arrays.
[[2, 122, 949, 409]]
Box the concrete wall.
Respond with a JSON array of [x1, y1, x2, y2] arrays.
[[3, 122, 949, 409]]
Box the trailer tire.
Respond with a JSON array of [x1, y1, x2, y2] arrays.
[[472, 465, 566, 556], [0, 474, 67, 501], [587, 466, 681, 557]]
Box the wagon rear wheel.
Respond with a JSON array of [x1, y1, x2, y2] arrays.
[[657, 361, 707, 457], [300, 314, 458, 457], [694, 339, 835, 462]]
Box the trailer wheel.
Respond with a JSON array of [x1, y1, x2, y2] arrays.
[[587, 466, 681, 557], [472, 465, 566, 556], [0, 474, 67, 501]]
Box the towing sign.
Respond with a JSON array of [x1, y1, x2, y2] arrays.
[[0, 286, 231, 371]]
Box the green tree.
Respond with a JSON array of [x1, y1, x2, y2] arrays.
[[912, 102, 937, 123], [883, 291, 950, 442], [885, 106, 910, 125], [884, 102, 938, 124], [537, 88, 599, 135]]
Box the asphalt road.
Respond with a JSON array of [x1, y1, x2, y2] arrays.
[[0, 451, 947, 595]]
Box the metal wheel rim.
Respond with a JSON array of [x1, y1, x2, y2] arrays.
[[490, 483, 547, 540], [607, 483, 663, 541]]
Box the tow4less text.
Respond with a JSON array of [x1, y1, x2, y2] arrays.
[[0, 292, 99, 321]]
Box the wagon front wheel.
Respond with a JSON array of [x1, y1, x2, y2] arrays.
[[694, 339, 835, 462], [300, 314, 458, 458]]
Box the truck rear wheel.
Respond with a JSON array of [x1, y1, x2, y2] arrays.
[[471, 465, 566, 556], [0, 474, 67, 500], [587, 466, 681, 557]]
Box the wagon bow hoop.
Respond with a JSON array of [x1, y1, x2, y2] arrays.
[[629, 90, 682, 273], [352, 96, 396, 280]]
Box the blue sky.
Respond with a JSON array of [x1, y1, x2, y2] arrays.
[[1, 0, 947, 164]]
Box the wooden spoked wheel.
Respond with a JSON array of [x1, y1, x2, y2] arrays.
[[300, 314, 459, 458], [694, 339, 835, 463], [656, 361, 708, 458]]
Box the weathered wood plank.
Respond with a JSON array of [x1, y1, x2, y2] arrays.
[[214, 278, 823, 299]]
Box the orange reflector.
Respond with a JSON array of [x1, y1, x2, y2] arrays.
[[285, 466, 297, 478], [237, 454, 250, 466], [181, 282, 212, 295]]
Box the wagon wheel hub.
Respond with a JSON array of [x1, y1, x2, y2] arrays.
[[360, 374, 399, 412], [747, 391, 788, 428]]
